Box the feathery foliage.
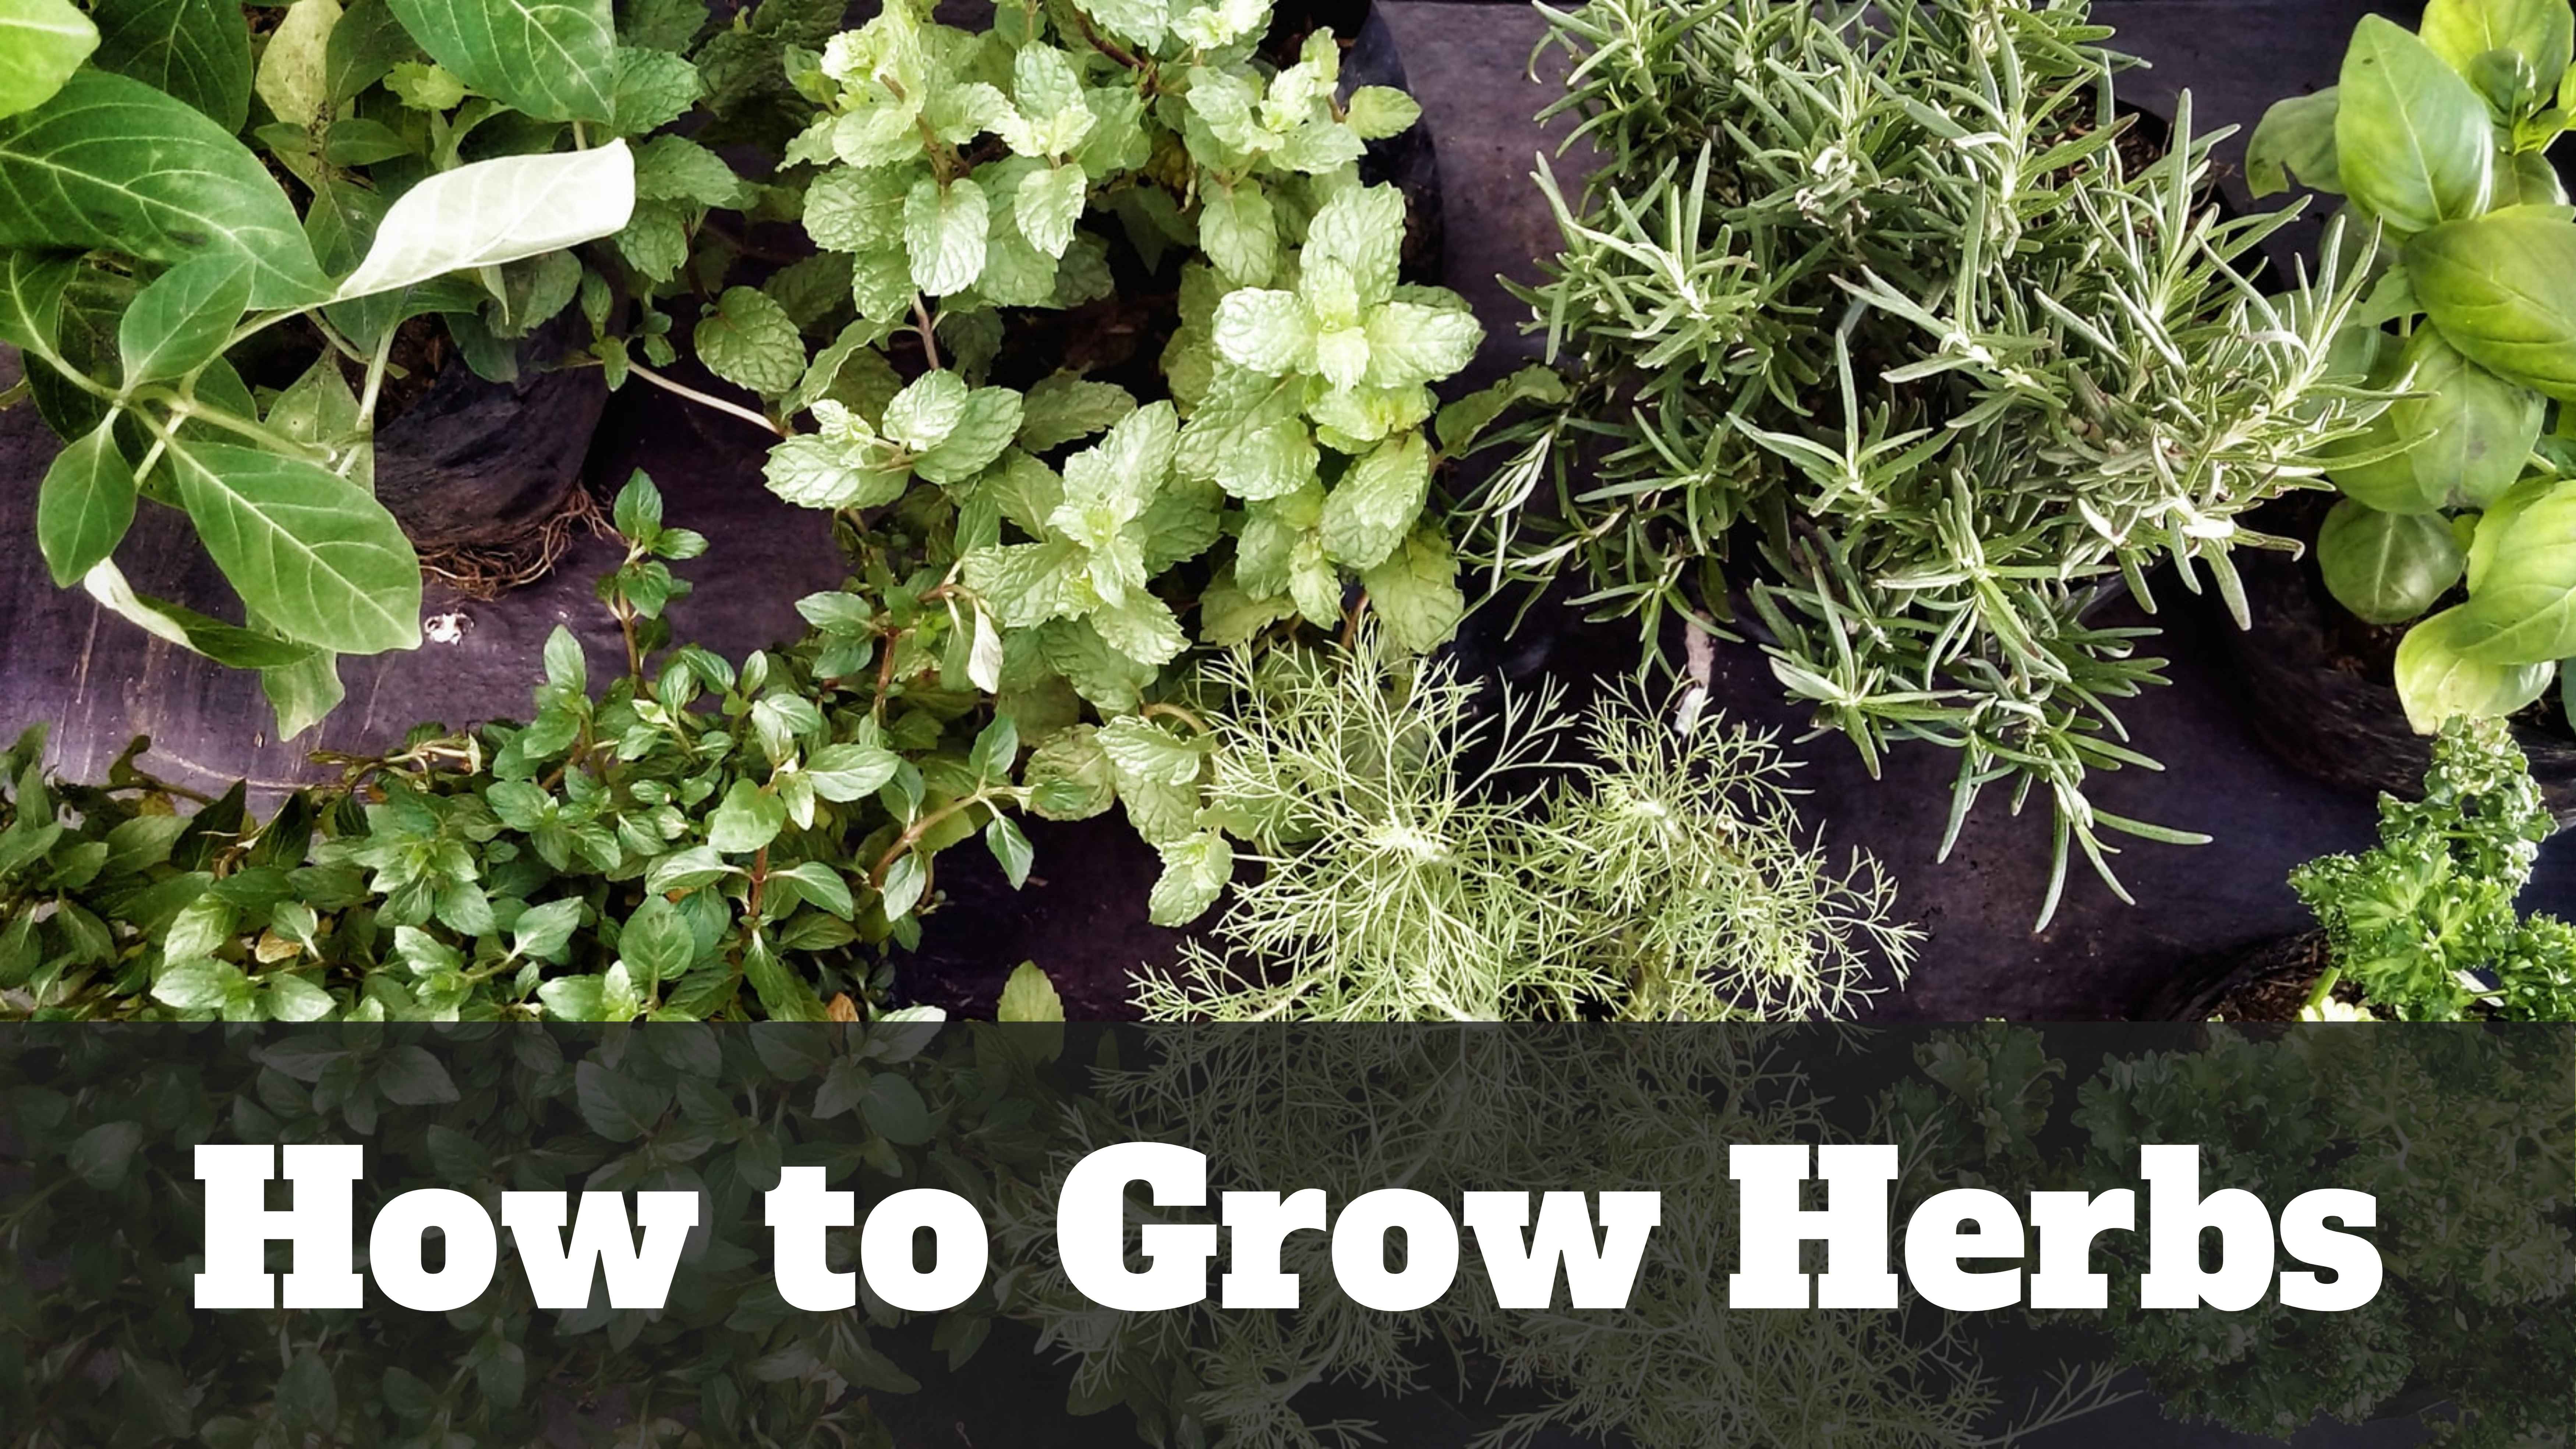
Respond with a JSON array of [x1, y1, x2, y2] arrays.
[[1133, 641, 1916, 1019]]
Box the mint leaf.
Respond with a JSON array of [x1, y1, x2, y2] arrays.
[[1343, 85, 1420, 140], [1015, 160, 1086, 258], [1320, 431, 1430, 568], [1364, 301, 1482, 389], [1198, 181, 1275, 286], [904, 174, 987, 295], [882, 368, 969, 451], [1362, 523, 1463, 653], [1147, 830, 1231, 926], [1016, 372, 1136, 451], [695, 286, 804, 397], [1213, 289, 1314, 375], [913, 385, 1025, 484]]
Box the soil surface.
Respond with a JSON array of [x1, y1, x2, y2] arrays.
[[4, 0, 2567, 1028]]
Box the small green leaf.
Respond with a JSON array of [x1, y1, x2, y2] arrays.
[[1198, 181, 1275, 285], [2394, 604, 2556, 731], [804, 742, 901, 801], [1015, 161, 1086, 259], [620, 895, 694, 982], [1361, 524, 1464, 653], [2411, 211, 2576, 400], [984, 813, 1033, 888], [879, 851, 926, 919], [1214, 289, 1314, 375], [708, 779, 786, 854], [120, 252, 253, 386], [1343, 86, 1420, 141], [167, 440, 421, 654], [1147, 830, 1230, 926], [67, 1120, 144, 1188], [1320, 432, 1430, 568], [696, 285, 805, 398], [2319, 499, 2465, 624], [904, 175, 988, 296], [512, 897, 585, 961], [2421, 0, 2575, 95], [995, 960, 1063, 1022], [37, 420, 137, 588], [2247, 87, 2342, 197], [375, 1044, 459, 1105], [860, 1071, 931, 1144]]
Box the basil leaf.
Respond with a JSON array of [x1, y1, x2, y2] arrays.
[[166, 438, 422, 654], [2394, 604, 2556, 731], [2452, 478, 2576, 661], [2336, 15, 2494, 233], [2247, 87, 2341, 197], [2411, 209, 2576, 400], [0, 71, 329, 307], [2390, 328, 2545, 511], [2421, 0, 2575, 98], [382, 0, 617, 124], [2318, 499, 2466, 624]]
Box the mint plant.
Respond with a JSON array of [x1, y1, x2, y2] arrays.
[[675, 0, 1500, 749], [2249, 0, 2576, 734], [0, 474, 1052, 1024], [1471, 0, 2387, 926]]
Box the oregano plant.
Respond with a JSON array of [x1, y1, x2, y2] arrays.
[[0, 474, 1058, 1024]]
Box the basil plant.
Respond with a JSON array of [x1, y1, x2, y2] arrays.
[[0, 0, 726, 736], [2251, 0, 2576, 732]]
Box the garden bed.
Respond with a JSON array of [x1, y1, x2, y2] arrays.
[[1, 0, 2570, 1024]]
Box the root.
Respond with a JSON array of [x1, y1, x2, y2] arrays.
[[415, 483, 611, 601]]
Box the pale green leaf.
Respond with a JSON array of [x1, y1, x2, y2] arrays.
[[38, 421, 136, 589], [904, 175, 987, 296], [1147, 830, 1230, 926], [336, 141, 636, 301], [995, 960, 1063, 1021], [0, 0, 99, 120], [255, 0, 339, 128], [695, 285, 804, 397], [1015, 161, 1086, 258], [1360, 524, 1462, 653], [1320, 431, 1430, 568], [167, 440, 421, 653]]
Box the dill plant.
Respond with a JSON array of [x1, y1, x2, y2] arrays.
[[1469, 0, 2392, 925], [1131, 640, 1917, 1020]]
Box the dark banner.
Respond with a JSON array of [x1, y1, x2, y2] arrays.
[[1, 1025, 2568, 1448]]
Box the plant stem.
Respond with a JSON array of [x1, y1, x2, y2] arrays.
[[911, 294, 943, 372], [2302, 965, 2343, 1015], [868, 794, 987, 888], [1071, 8, 1148, 71], [620, 360, 788, 437], [1141, 701, 1211, 734]]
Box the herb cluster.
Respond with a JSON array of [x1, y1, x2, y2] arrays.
[[2290, 713, 2576, 1020], [1471, 0, 2386, 924], [2250, 0, 2576, 733], [1130, 639, 1917, 1020], [0, 476, 1063, 1024]]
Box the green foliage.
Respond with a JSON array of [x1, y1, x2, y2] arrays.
[[0, 475, 1059, 1024], [1887, 1025, 2575, 1446], [2254, 0, 2576, 734], [2290, 713, 2576, 1019], [1129, 640, 1917, 1020], [1474, 0, 2386, 926], [723, 0, 1490, 721], [0, 0, 762, 734]]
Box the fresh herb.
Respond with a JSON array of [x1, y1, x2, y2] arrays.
[[1470, 0, 2386, 926], [698, 0, 1508, 720], [0, 0, 736, 735], [2250, 0, 2576, 734], [1130, 639, 1916, 1020], [0, 474, 1049, 1024], [2289, 713, 2576, 1020]]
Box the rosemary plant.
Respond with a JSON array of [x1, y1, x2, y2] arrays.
[[1131, 640, 1916, 1020], [1470, 0, 2390, 925]]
